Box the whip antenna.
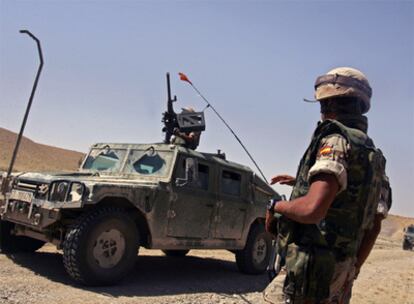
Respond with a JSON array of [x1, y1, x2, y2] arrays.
[[178, 72, 268, 183]]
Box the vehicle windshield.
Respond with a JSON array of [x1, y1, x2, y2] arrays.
[[123, 148, 173, 177], [407, 226, 414, 233], [82, 147, 127, 172]]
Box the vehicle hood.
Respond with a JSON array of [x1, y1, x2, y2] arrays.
[[253, 174, 280, 198], [14, 171, 164, 186]]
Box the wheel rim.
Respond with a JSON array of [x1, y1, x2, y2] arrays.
[[252, 237, 267, 265], [92, 229, 126, 269]]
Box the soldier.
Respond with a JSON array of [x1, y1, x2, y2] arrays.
[[171, 107, 201, 150], [265, 67, 392, 304]]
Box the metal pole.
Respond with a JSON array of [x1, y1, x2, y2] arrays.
[[5, 30, 43, 180]]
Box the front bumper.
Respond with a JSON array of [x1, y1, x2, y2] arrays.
[[0, 195, 63, 230], [0, 187, 84, 231]]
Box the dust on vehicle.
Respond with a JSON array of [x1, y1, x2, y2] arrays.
[[0, 142, 279, 285]]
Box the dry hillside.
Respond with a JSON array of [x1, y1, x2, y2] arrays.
[[381, 214, 414, 239], [0, 127, 84, 172]]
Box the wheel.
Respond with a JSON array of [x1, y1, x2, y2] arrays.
[[235, 224, 272, 274], [0, 220, 45, 253], [63, 207, 139, 286], [402, 240, 411, 251], [162, 249, 190, 257]]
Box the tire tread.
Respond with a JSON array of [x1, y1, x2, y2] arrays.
[[62, 207, 137, 285]]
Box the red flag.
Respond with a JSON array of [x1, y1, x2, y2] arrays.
[[178, 72, 192, 85]]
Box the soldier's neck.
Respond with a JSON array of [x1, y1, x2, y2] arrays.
[[321, 114, 368, 133]]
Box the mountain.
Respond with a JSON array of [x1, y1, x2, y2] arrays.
[[1, 127, 412, 232], [0, 127, 84, 172]]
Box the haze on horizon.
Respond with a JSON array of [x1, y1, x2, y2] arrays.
[[0, 0, 413, 216]]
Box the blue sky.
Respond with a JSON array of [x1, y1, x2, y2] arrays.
[[0, 0, 413, 216]]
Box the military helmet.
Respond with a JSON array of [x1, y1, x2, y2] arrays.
[[314, 67, 372, 113], [182, 106, 195, 113]]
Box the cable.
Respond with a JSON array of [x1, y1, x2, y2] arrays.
[[179, 73, 268, 184]]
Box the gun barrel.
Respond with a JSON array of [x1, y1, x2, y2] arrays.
[[163, 72, 178, 144], [167, 73, 172, 102]]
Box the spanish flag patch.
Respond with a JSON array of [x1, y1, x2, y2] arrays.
[[319, 146, 333, 156]]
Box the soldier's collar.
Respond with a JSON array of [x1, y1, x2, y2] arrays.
[[317, 115, 368, 133], [336, 115, 368, 133]]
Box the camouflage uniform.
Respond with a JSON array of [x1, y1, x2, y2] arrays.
[[170, 107, 201, 150], [171, 131, 201, 150], [264, 115, 391, 304]]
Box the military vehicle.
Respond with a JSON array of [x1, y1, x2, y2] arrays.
[[0, 32, 281, 285], [0, 141, 278, 286], [402, 225, 414, 251]]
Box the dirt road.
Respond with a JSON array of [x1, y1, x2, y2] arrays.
[[351, 236, 413, 304], [0, 235, 412, 304]]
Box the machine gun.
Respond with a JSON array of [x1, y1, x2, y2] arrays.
[[162, 73, 205, 144], [161, 73, 178, 144]]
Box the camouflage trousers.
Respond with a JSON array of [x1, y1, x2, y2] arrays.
[[263, 258, 356, 304]]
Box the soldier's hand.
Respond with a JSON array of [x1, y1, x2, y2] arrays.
[[173, 128, 180, 136], [270, 174, 296, 186]]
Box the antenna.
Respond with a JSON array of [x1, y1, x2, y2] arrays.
[[178, 72, 268, 183]]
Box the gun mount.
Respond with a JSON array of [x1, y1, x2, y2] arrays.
[[161, 73, 205, 144]]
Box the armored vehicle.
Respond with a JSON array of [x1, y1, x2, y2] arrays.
[[403, 225, 414, 251], [0, 142, 279, 285], [0, 34, 280, 285]]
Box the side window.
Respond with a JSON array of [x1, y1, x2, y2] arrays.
[[177, 158, 210, 191], [197, 164, 209, 191], [221, 170, 241, 196]]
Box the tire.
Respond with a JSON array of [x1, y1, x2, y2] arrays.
[[402, 240, 411, 251], [0, 220, 45, 253], [162, 249, 190, 257], [63, 207, 139, 286], [235, 224, 272, 274]]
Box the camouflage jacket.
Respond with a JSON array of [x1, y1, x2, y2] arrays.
[[278, 116, 390, 301]]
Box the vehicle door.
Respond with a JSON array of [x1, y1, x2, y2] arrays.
[[213, 168, 249, 240], [166, 155, 217, 239]]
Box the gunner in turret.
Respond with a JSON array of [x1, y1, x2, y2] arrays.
[[171, 107, 201, 150]]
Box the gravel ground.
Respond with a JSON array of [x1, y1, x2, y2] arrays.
[[0, 236, 412, 304], [0, 246, 268, 304]]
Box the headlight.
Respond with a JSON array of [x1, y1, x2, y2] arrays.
[[49, 181, 69, 202], [49, 181, 84, 202], [67, 182, 84, 202], [57, 182, 69, 194]]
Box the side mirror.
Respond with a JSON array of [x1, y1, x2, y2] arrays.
[[176, 158, 199, 187]]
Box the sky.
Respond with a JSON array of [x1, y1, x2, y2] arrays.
[[0, 0, 413, 216]]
